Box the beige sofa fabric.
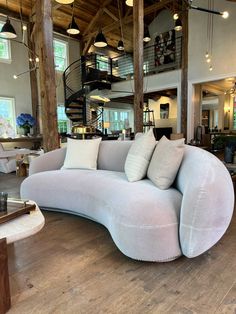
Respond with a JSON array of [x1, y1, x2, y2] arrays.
[[147, 136, 185, 190], [21, 140, 235, 261]]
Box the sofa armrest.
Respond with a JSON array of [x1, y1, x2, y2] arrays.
[[176, 146, 234, 258], [29, 147, 66, 175]]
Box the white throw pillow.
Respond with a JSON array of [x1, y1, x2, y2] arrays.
[[125, 129, 156, 182], [147, 136, 185, 189], [62, 137, 102, 170]]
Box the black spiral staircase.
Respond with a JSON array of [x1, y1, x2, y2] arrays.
[[63, 55, 112, 129]]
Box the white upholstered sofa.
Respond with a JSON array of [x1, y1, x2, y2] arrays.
[[20, 140, 234, 262]]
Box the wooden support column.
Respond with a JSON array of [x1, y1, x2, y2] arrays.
[[181, 6, 188, 138], [0, 238, 11, 314], [28, 22, 40, 136], [133, 0, 144, 133], [35, 0, 59, 152]]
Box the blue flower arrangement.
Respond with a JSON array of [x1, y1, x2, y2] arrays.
[[16, 113, 36, 129], [16, 113, 36, 135]]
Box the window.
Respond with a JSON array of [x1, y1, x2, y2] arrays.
[[0, 97, 16, 134], [57, 105, 70, 133], [96, 55, 109, 71], [53, 39, 68, 72], [0, 22, 11, 63], [103, 109, 131, 131]]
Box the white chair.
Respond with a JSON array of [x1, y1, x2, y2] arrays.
[[0, 143, 33, 173]]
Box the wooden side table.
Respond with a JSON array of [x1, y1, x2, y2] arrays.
[[0, 202, 44, 314]]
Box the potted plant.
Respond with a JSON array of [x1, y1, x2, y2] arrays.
[[16, 113, 36, 136]]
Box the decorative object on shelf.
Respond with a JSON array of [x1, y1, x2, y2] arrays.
[[16, 113, 36, 136], [0, 117, 15, 138]]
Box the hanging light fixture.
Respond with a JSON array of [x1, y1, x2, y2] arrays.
[[94, 31, 107, 48], [117, 0, 125, 51], [55, 0, 74, 4], [67, 17, 80, 34], [125, 0, 133, 7], [143, 26, 151, 42], [0, 0, 17, 39], [117, 40, 124, 51], [174, 18, 182, 31], [0, 17, 17, 38], [67, 2, 80, 35]]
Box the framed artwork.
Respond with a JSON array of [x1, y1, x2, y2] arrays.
[[155, 30, 176, 66], [160, 103, 169, 119]]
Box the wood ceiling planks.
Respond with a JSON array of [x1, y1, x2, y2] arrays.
[[0, 0, 180, 52]]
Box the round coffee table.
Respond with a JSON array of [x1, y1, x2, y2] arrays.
[[0, 201, 44, 314]]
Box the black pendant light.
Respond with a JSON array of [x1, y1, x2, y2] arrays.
[[143, 26, 151, 42], [117, 40, 124, 51], [0, 17, 17, 39], [67, 17, 80, 35], [94, 31, 107, 48], [174, 18, 182, 31]]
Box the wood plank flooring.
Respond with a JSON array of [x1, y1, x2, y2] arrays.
[[0, 172, 236, 314]]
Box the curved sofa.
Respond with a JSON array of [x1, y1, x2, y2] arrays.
[[20, 140, 234, 262]]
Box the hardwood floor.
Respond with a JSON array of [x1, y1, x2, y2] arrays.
[[0, 172, 236, 314]]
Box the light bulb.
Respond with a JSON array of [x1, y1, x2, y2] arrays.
[[29, 58, 33, 62], [22, 25, 27, 31], [173, 13, 179, 20], [222, 11, 229, 19], [209, 65, 213, 71], [205, 52, 209, 58], [35, 57, 39, 63], [206, 58, 211, 63], [13, 74, 18, 79]]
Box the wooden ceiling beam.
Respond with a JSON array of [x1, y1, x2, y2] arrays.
[[0, 5, 28, 22], [103, 8, 119, 22], [83, 0, 113, 36], [84, 0, 173, 41]]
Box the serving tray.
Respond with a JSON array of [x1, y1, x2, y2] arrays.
[[0, 199, 36, 224]]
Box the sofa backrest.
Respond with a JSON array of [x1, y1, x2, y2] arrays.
[[98, 140, 132, 172], [176, 145, 234, 258]]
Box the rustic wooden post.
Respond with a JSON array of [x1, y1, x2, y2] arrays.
[[0, 238, 11, 314], [181, 6, 188, 138], [28, 22, 40, 136], [35, 0, 59, 152], [133, 0, 144, 134]]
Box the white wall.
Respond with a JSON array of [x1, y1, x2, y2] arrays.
[[0, 18, 80, 129], [188, 0, 236, 81], [0, 18, 31, 117]]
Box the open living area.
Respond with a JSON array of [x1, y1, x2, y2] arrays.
[[0, 0, 236, 313]]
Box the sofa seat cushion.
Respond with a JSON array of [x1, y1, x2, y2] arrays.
[[21, 170, 183, 262]]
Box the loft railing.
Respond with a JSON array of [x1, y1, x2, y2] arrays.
[[110, 35, 182, 81]]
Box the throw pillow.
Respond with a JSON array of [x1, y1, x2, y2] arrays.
[[62, 137, 102, 170], [147, 136, 185, 189], [125, 129, 156, 182]]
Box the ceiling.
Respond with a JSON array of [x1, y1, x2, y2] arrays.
[[0, 0, 183, 53], [202, 77, 236, 97]]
